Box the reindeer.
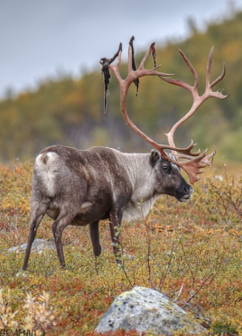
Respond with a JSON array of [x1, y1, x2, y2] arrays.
[[22, 37, 228, 270]]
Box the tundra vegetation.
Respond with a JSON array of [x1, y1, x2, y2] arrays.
[[0, 160, 241, 335]]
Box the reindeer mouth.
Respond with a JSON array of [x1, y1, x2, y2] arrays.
[[179, 194, 191, 202], [178, 188, 193, 202]]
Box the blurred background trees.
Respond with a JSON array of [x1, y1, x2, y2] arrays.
[[0, 10, 242, 163]]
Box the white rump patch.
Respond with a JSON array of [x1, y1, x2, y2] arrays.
[[35, 152, 59, 197], [35, 152, 58, 166]]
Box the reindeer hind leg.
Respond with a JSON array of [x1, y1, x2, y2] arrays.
[[22, 202, 48, 270], [52, 209, 79, 269]]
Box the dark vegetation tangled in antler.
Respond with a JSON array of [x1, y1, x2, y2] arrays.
[[100, 43, 122, 112]]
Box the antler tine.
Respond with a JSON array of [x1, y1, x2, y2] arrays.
[[138, 41, 157, 70], [161, 49, 199, 95], [206, 46, 214, 86], [210, 62, 227, 89], [178, 49, 199, 91], [180, 146, 216, 184], [206, 46, 229, 99]]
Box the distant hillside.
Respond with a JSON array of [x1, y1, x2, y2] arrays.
[[1, 10, 242, 163]]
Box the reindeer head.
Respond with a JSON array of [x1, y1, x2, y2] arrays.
[[149, 150, 193, 202]]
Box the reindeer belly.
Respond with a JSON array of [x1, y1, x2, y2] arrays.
[[46, 200, 109, 226], [72, 201, 110, 225]]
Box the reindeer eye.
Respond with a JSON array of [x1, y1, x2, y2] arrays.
[[162, 164, 169, 172]]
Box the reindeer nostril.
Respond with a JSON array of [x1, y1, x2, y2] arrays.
[[184, 186, 189, 195]]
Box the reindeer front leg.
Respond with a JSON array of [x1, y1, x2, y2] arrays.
[[109, 206, 123, 264], [89, 221, 101, 257]]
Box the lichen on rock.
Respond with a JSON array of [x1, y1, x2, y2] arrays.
[[95, 286, 206, 335]]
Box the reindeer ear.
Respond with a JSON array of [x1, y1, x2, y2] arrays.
[[150, 150, 161, 166]]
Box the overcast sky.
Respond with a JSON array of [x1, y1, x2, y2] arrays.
[[0, 0, 241, 99]]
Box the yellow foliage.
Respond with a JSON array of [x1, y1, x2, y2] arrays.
[[0, 160, 241, 335]]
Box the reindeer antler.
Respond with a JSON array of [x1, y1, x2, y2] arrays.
[[100, 37, 228, 184]]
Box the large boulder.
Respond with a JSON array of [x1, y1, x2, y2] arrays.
[[95, 286, 206, 335]]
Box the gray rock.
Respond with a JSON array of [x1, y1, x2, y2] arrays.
[[6, 239, 55, 254], [95, 286, 206, 335]]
